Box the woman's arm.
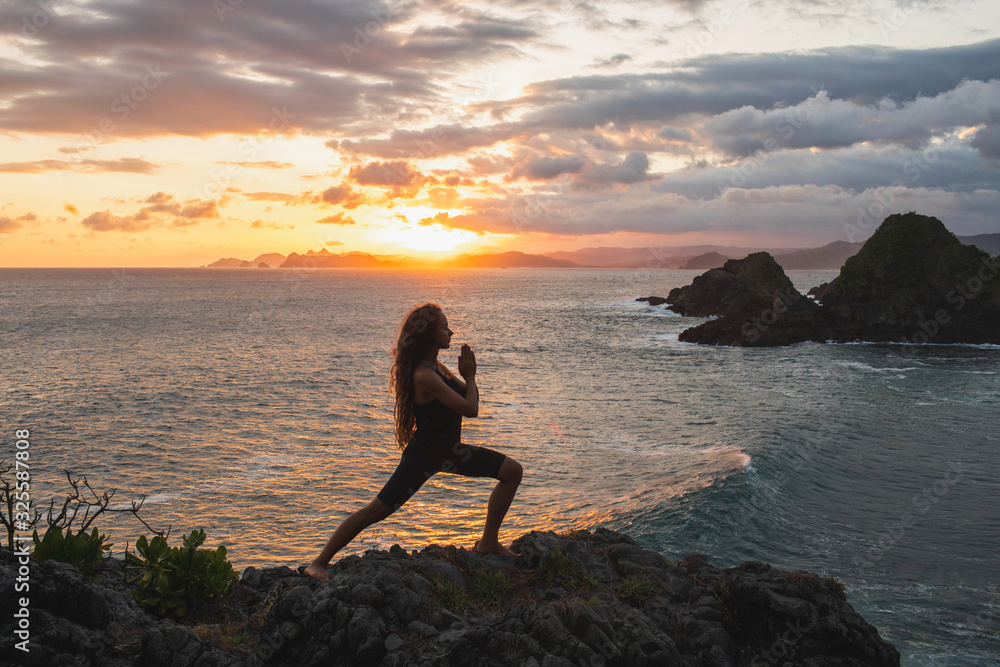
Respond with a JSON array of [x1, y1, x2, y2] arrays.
[[416, 369, 478, 417], [436, 361, 468, 394]]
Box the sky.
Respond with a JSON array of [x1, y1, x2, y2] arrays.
[[1, 0, 999, 267]]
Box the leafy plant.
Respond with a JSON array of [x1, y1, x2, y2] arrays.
[[827, 575, 846, 596], [127, 529, 238, 618], [31, 525, 112, 578]]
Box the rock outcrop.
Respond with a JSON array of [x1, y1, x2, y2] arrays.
[[815, 213, 1000, 344], [665, 252, 820, 346], [662, 213, 1000, 346], [2, 529, 900, 666]]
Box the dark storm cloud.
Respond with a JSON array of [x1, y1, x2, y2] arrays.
[[575, 151, 652, 185], [507, 155, 587, 180], [704, 81, 1000, 158], [337, 39, 1000, 161], [653, 145, 1000, 200], [971, 124, 1000, 160], [442, 185, 1000, 239], [0, 0, 539, 136], [339, 123, 524, 158]]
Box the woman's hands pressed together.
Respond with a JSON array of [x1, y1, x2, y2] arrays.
[[458, 343, 477, 379]]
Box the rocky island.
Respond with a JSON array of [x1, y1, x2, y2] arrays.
[[643, 213, 1000, 347], [1, 529, 899, 666]]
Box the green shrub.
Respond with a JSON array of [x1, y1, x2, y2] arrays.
[[127, 528, 238, 618], [31, 525, 112, 578]]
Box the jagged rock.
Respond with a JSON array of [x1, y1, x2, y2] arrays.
[[807, 282, 830, 302], [666, 213, 1000, 346], [817, 212, 1000, 344], [1, 529, 901, 666], [253, 530, 899, 666], [667, 252, 819, 346], [636, 296, 668, 306], [0, 549, 153, 666], [139, 620, 243, 667]]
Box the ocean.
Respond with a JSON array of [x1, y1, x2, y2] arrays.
[[1, 266, 997, 665]]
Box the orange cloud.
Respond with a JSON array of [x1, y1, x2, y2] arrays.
[[0, 158, 159, 174], [316, 213, 356, 225], [320, 185, 366, 209], [0, 212, 37, 233]]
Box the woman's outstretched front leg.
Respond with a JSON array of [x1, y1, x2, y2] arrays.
[[305, 498, 394, 581], [476, 457, 523, 556]]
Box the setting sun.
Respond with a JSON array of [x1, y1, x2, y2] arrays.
[[378, 207, 483, 252]]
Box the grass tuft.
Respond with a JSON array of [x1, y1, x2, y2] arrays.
[[615, 576, 655, 606]]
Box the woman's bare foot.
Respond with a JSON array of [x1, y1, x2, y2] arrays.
[[303, 562, 330, 582], [474, 539, 519, 557]]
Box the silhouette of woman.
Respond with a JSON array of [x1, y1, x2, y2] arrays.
[[304, 303, 523, 581]]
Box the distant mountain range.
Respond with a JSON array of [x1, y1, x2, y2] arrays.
[[203, 233, 1000, 271]]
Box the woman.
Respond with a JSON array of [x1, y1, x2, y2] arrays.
[[304, 303, 523, 581]]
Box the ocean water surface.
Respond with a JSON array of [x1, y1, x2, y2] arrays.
[[1, 267, 997, 665]]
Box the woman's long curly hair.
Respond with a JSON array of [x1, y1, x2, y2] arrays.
[[390, 302, 444, 450]]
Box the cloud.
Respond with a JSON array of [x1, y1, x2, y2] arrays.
[[216, 161, 294, 170], [507, 155, 587, 181], [588, 53, 632, 69], [80, 210, 154, 232], [972, 124, 1000, 160], [442, 185, 1000, 240], [250, 220, 294, 230], [0, 0, 541, 137], [658, 126, 693, 141], [320, 184, 367, 208], [652, 144, 1000, 200], [419, 211, 451, 226], [243, 192, 298, 202], [575, 151, 653, 186], [179, 200, 219, 218], [316, 213, 356, 225], [0, 212, 36, 233], [703, 81, 1000, 158], [0, 157, 159, 173], [79, 195, 219, 232], [340, 123, 522, 159], [144, 192, 173, 204]]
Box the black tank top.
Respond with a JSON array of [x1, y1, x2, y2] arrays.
[[406, 360, 463, 454]]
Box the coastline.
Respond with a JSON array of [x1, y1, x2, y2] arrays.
[[0, 528, 900, 666]]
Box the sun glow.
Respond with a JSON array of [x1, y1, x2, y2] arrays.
[[379, 207, 479, 252]]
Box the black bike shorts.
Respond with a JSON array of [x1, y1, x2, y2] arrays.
[[376, 442, 507, 511]]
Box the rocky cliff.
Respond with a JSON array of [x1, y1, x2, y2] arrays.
[[666, 252, 820, 346], [663, 213, 1000, 346], [1, 529, 900, 666]]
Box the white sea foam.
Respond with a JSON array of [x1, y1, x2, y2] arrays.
[[834, 361, 919, 373]]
